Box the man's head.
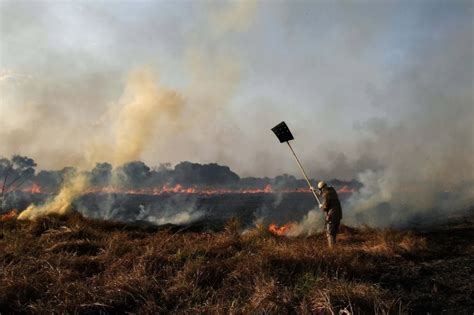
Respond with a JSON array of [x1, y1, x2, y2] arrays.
[[317, 181, 327, 192]]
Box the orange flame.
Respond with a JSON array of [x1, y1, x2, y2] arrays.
[[19, 183, 356, 196], [85, 184, 279, 196], [84, 183, 358, 196], [29, 183, 42, 194], [337, 185, 356, 193], [0, 209, 18, 222], [268, 222, 295, 236]]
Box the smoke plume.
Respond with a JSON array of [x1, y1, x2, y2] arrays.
[[12, 1, 255, 222], [18, 173, 88, 220], [111, 69, 184, 166], [18, 69, 185, 220], [286, 209, 325, 237]]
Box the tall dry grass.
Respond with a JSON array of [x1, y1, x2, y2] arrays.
[[0, 212, 449, 314]]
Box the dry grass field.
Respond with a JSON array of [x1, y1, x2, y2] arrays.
[[1, 212, 473, 314]]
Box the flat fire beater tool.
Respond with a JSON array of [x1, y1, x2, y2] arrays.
[[271, 121, 321, 207]]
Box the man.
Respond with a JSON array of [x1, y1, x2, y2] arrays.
[[311, 181, 342, 248]]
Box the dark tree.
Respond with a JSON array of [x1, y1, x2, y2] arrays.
[[90, 162, 112, 186], [115, 161, 151, 188], [0, 155, 37, 211]]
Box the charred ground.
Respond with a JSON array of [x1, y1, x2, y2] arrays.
[[1, 212, 473, 314]]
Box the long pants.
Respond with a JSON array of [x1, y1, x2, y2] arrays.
[[326, 220, 340, 248]]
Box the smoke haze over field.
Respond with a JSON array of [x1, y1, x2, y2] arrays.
[[1, 1, 473, 225]]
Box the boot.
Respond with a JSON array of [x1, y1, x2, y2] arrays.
[[326, 233, 334, 249]]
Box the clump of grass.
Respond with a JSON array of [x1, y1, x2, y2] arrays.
[[360, 228, 428, 257], [45, 240, 103, 255], [224, 217, 242, 236], [310, 280, 403, 314]]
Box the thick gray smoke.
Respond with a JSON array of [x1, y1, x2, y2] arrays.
[[342, 14, 474, 226], [285, 2, 474, 228]]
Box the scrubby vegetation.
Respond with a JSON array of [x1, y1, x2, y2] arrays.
[[1, 212, 473, 314]]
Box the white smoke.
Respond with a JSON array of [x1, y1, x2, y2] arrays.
[[147, 210, 205, 226], [133, 196, 205, 226], [286, 208, 325, 237]]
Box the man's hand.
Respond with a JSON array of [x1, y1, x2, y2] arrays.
[[310, 186, 321, 196], [319, 204, 323, 209]]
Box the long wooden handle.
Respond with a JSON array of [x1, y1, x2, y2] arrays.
[[286, 142, 321, 206]]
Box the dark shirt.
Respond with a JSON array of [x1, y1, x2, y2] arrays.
[[321, 186, 342, 222]]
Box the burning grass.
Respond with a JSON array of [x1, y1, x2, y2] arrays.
[[1, 212, 473, 314]]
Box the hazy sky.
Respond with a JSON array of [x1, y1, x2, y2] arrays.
[[0, 0, 472, 180]]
